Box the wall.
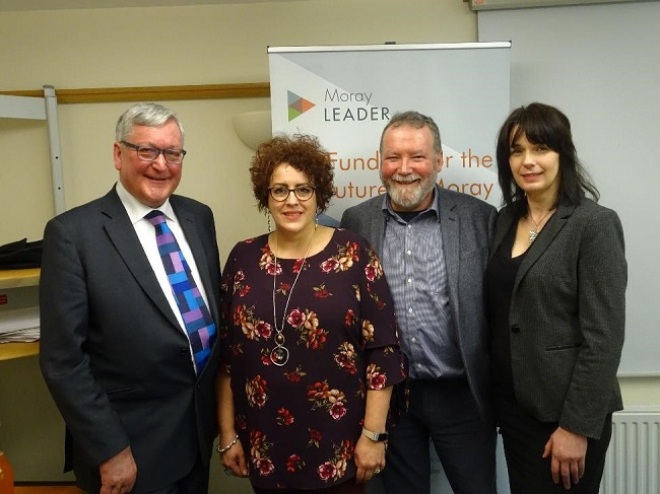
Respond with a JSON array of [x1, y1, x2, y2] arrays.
[[477, 0, 660, 379], [0, 0, 476, 490], [476, 0, 660, 398]]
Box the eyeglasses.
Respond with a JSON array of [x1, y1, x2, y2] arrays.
[[268, 185, 316, 202], [121, 140, 187, 165]]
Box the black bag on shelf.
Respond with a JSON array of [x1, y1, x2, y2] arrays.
[[0, 238, 43, 269]]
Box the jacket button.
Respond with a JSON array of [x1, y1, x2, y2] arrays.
[[180, 348, 188, 355], [511, 325, 520, 334]]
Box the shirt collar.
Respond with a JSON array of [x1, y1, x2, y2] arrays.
[[115, 181, 175, 226]]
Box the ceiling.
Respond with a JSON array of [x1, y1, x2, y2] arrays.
[[0, 0, 306, 12]]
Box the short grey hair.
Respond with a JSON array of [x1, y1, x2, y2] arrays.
[[379, 111, 442, 155], [115, 102, 185, 144]]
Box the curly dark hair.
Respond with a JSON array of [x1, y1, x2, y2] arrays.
[[250, 134, 334, 213], [495, 102, 599, 217]]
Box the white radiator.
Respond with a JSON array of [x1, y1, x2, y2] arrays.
[[601, 407, 660, 494]]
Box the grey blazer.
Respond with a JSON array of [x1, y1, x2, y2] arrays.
[[490, 199, 626, 439], [39, 186, 222, 492], [341, 187, 497, 420]]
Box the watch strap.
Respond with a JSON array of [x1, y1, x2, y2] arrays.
[[362, 427, 389, 442]]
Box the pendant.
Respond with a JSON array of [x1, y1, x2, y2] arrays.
[[270, 346, 290, 366], [529, 228, 538, 244]]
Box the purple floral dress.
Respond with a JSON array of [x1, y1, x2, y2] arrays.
[[220, 228, 406, 490]]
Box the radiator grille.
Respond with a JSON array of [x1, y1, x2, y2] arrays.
[[600, 408, 660, 494]]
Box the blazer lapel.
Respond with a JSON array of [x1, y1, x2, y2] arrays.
[[361, 198, 387, 256], [371, 210, 387, 255], [437, 189, 460, 301], [101, 189, 182, 331], [175, 207, 219, 323], [514, 203, 575, 290], [490, 208, 517, 262]]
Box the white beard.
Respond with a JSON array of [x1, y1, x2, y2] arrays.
[[381, 171, 438, 211]]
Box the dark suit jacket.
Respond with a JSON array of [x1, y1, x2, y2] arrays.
[[39, 186, 222, 492], [490, 199, 626, 439], [341, 187, 497, 420]]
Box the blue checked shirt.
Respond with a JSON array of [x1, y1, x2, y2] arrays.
[[380, 189, 464, 380]]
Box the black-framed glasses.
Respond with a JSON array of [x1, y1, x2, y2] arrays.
[[268, 185, 316, 202], [121, 140, 187, 165]]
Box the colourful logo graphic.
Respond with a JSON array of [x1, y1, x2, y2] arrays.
[[288, 91, 315, 122]]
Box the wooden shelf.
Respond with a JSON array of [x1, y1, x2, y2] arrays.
[[0, 268, 40, 290], [15, 486, 84, 494], [0, 341, 39, 361], [0, 268, 41, 360]]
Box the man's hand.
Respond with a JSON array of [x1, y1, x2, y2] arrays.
[[542, 426, 588, 489], [99, 446, 137, 494]]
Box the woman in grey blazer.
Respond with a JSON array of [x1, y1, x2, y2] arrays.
[[486, 103, 626, 493]]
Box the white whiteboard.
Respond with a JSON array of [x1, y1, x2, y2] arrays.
[[478, 1, 660, 376]]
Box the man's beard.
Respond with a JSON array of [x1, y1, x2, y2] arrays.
[[381, 171, 438, 211]]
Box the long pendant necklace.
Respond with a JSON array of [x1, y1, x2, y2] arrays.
[[270, 227, 316, 367], [528, 207, 555, 245]]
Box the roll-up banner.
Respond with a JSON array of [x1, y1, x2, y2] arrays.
[[268, 42, 511, 220]]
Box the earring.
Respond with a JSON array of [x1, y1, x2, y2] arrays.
[[267, 212, 272, 232]]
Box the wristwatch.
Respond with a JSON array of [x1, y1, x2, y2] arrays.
[[362, 427, 389, 442]]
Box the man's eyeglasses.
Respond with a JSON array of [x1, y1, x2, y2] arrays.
[[121, 140, 187, 165], [268, 185, 316, 202]]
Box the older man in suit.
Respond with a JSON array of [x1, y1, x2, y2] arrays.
[[341, 111, 497, 494], [40, 103, 221, 494]]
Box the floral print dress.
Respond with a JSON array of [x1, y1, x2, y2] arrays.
[[220, 228, 406, 490]]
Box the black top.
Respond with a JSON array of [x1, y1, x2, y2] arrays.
[[486, 223, 525, 399]]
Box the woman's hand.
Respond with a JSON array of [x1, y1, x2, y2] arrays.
[[542, 426, 588, 489], [219, 434, 248, 477], [354, 434, 386, 484], [217, 373, 247, 476]]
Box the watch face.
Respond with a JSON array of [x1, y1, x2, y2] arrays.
[[377, 432, 389, 441]]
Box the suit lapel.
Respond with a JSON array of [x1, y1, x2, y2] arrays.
[[174, 205, 219, 323], [101, 189, 182, 331], [490, 208, 517, 262], [172, 201, 222, 379], [514, 203, 575, 289], [359, 198, 387, 256], [371, 204, 387, 255], [437, 189, 460, 297]]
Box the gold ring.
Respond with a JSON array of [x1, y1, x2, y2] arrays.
[[375, 468, 381, 474]]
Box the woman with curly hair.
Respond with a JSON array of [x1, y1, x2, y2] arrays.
[[217, 134, 406, 493]]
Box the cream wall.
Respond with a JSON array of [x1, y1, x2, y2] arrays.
[[1, 0, 657, 490], [0, 0, 476, 259], [0, 0, 477, 488]]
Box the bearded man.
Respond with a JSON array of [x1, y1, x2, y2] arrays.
[[341, 111, 498, 494]]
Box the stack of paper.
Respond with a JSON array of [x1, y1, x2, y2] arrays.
[[0, 306, 40, 343]]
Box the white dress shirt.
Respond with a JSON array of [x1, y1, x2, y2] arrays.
[[116, 181, 211, 371]]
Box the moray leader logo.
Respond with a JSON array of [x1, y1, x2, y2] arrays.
[[288, 91, 315, 122], [287, 89, 390, 122]]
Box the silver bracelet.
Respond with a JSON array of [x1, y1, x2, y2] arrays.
[[216, 434, 239, 454]]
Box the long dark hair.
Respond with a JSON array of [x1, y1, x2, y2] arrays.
[[495, 102, 599, 216]]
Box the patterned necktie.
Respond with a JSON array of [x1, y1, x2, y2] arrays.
[[145, 210, 216, 373]]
